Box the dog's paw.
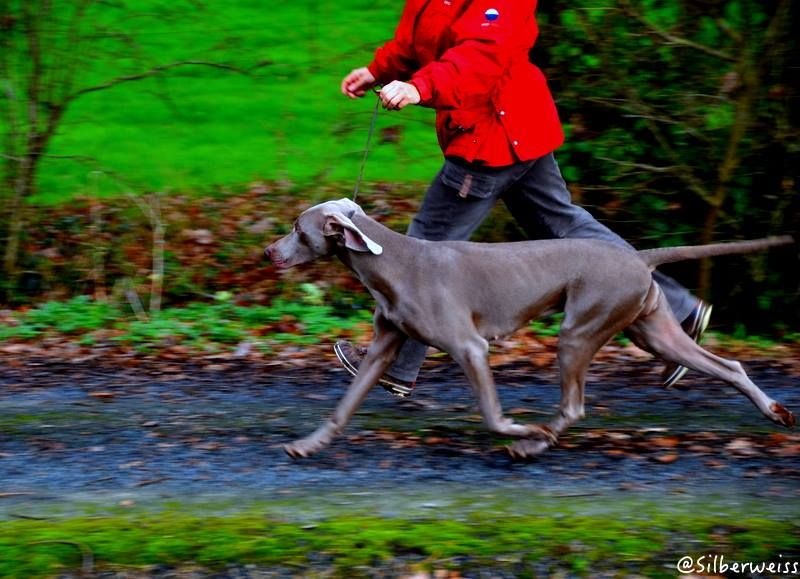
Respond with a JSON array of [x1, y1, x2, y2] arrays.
[[523, 424, 558, 444], [283, 442, 307, 459], [506, 438, 551, 460], [284, 437, 325, 459], [770, 402, 796, 428]]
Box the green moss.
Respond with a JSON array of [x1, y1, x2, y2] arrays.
[[0, 499, 797, 577]]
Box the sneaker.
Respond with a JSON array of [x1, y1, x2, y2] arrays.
[[333, 340, 416, 398], [663, 300, 713, 389]]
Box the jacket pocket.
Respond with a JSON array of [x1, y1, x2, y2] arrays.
[[447, 109, 480, 132], [440, 160, 499, 199]]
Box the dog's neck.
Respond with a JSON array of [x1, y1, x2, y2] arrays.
[[335, 214, 418, 303]]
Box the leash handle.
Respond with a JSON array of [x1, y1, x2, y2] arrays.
[[352, 86, 383, 202]]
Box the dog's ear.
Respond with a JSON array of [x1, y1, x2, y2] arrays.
[[323, 213, 383, 255]]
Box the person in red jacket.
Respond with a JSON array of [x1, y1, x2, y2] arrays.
[[334, 0, 711, 395]]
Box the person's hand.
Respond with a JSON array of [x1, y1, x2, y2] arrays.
[[341, 67, 376, 98], [378, 80, 420, 110]]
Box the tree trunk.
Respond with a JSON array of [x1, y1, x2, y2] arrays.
[[2, 153, 36, 284], [149, 194, 165, 315], [696, 61, 757, 299], [697, 203, 721, 300]]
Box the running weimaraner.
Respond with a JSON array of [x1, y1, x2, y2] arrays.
[[265, 198, 795, 458]]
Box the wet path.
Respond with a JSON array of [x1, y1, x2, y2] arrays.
[[1, 357, 799, 509]]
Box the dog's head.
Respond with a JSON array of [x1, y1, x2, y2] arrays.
[[265, 198, 383, 269]]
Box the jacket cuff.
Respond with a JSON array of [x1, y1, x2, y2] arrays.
[[367, 46, 393, 84], [409, 76, 433, 105], [366, 64, 380, 84], [366, 60, 384, 84]]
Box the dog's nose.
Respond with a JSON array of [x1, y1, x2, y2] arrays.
[[265, 242, 289, 269]]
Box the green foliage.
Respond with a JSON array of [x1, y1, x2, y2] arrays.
[[530, 313, 564, 338], [547, 0, 796, 241], [542, 0, 798, 334], [0, 296, 119, 339], [0, 293, 371, 351], [25, 296, 119, 334]]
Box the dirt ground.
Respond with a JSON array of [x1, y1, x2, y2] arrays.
[[1, 346, 799, 504]]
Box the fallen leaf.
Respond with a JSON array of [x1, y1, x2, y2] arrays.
[[508, 407, 538, 416], [650, 436, 680, 448], [194, 442, 224, 451], [607, 432, 632, 441], [726, 438, 758, 457], [653, 452, 680, 464], [88, 391, 115, 401], [604, 449, 628, 459], [687, 444, 714, 454], [770, 444, 800, 457]]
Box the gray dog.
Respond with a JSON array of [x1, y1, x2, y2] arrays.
[[265, 198, 794, 458]]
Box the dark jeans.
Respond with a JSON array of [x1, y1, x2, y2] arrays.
[[387, 153, 697, 382]]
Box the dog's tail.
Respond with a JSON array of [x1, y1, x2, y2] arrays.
[[637, 235, 794, 268]]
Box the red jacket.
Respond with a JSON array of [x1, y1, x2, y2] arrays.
[[368, 0, 564, 166]]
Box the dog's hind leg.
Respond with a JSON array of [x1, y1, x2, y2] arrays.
[[627, 299, 795, 428], [509, 300, 633, 459], [451, 334, 558, 443]]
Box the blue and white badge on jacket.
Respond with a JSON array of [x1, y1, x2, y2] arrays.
[[484, 8, 499, 21]]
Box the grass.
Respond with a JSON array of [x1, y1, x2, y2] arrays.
[[27, 0, 443, 204], [0, 291, 372, 352], [0, 495, 796, 577]]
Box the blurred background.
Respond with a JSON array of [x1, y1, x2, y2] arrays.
[[0, 0, 798, 342], [1, 3, 799, 577]]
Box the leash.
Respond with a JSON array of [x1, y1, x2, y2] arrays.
[[352, 86, 382, 202]]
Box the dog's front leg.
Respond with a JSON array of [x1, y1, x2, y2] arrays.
[[285, 317, 405, 458]]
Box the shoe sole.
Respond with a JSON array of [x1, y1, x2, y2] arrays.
[[333, 341, 413, 398], [333, 341, 359, 378], [686, 303, 713, 341], [663, 304, 713, 389], [663, 365, 689, 389]]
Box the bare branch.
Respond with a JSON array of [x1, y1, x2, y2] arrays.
[[596, 157, 680, 174], [715, 17, 742, 45], [619, 0, 736, 62], [69, 60, 249, 101], [22, 1, 43, 131], [571, 10, 714, 205], [585, 95, 713, 143], [1, 81, 24, 162], [622, 113, 705, 141], [34, 151, 148, 192], [758, 0, 792, 68], [51, 0, 95, 106], [148, 193, 165, 314], [621, 87, 716, 206], [123, 278, 149, 322], [88, 172, 108, 302], [36, 152, 98, 162]]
